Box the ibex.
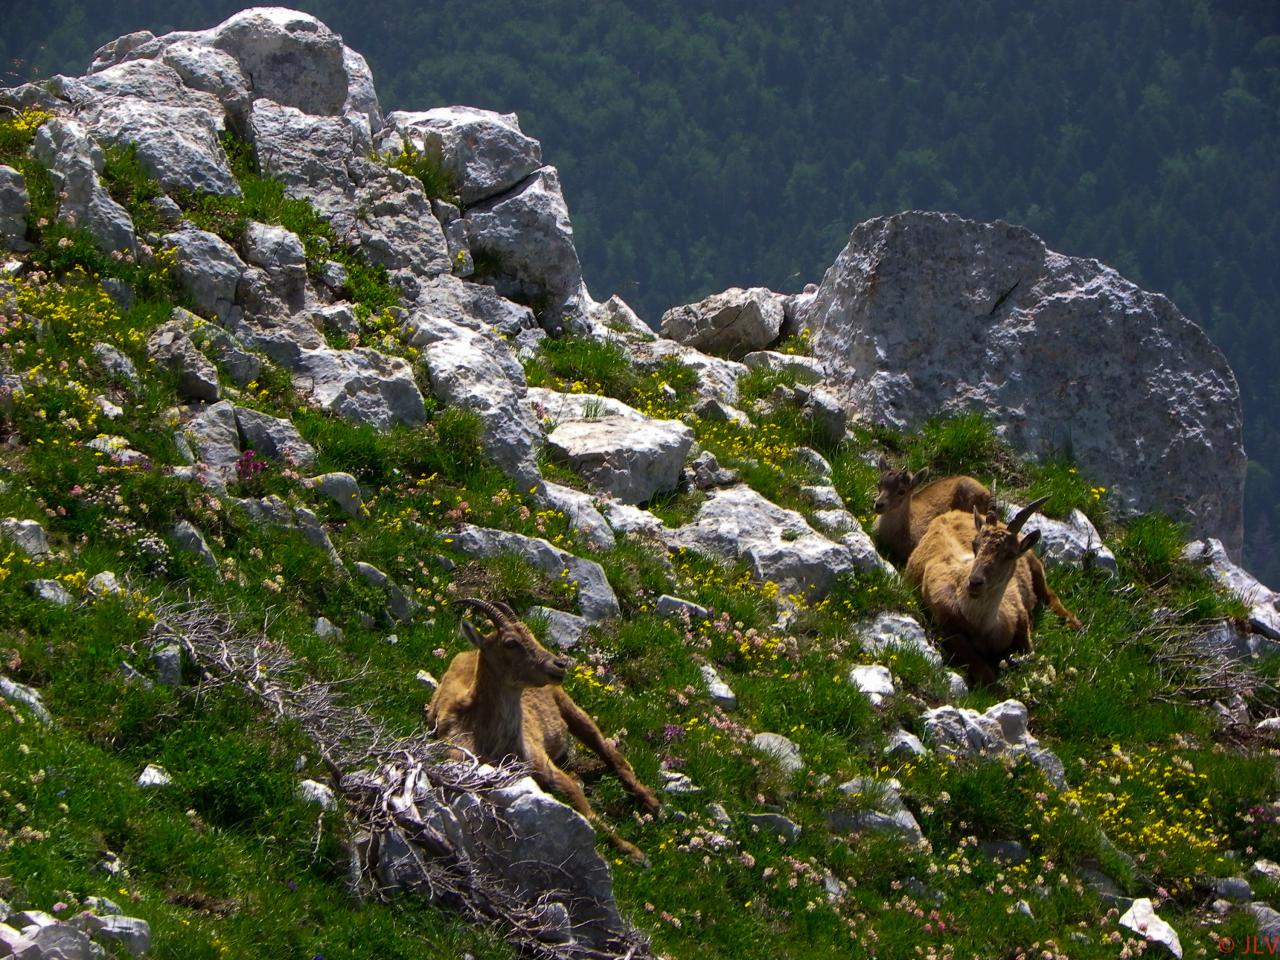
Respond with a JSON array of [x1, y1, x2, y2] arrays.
[[426, 598, 660, 862], [905, 497, 1082, 684], [871, 455, 992, 566]]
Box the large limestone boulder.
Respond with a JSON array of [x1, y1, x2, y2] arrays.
[[32, 118, 136, 255], [660, 287, 786, 359], [163, 227, 245, 322], [923, 699, 1066, 788], [0, 166, 28, 250], [671, 485, 853, 597], [381, 106, 543, 205], [466, 167, 589, 332], [1184, 538, 1280, 640], [797, 212, 1245, 555], [248, 99, 355, 219], [542, 394, 694, 505], [292, 347, 427, 429]]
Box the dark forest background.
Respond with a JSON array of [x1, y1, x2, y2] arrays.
[[3, 0, 1278, 581]]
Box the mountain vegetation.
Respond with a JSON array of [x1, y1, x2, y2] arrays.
[[2, 74, 1280, 956], [3, 0, 1277, 582]]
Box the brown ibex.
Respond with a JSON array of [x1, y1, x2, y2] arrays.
[[426, 598, 660, 862], [905, 497, 1082, 684], [871, 455, 992, 566]]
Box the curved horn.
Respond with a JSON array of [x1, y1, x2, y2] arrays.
[[1008, 496, 1050, 534], [455, 597, 511, 626], [492, 600, 520, 622]]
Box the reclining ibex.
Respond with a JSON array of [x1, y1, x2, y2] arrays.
[[426, 598, 660, 862], [905, 497, 1082, 684], [871, 455, 992, 566]]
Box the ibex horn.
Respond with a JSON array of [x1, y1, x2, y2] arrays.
[[456, 597, 511, 626], [1008, 496, 1051, 534]]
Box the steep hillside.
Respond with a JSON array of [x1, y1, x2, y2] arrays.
[[2, 10, 1279, 960]]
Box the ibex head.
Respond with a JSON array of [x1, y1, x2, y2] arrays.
[[965, 497, 1046, 598], [873, 454, 930, 514], [456, 597, 573, 688]]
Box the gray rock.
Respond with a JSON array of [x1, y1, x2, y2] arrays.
[[27, 579, 74, 606], [163, 228, 245, 322], [1251, 902, 1280, 938], [152, 644, 182, 687], [799, 386, 848, 448], [1211, 876, 1253, 903], [413, 323, 538, 484], [660, 287, 786, 359], [693, 397, 752, 427], [466, 166, 587, 331], [32, 118, 137, 255], [148, 320, 221, 402], [660, 769, 701, 794], [529, 606, 590, 649], [798, 211, 1245, 553], [149, 194, 183, 227], [1184, 539, 1280, 640], [547, 414, 693, 505], [84, 435, 144, 466], [1, 518, 50, 558], [0, 166, 28, 250], [670, 485, 853, 598], [92, 342, 140, 385], [1252, 859, 1280, 883], [243, 222, 307, 306], [1119, 898, 1182, 958], [309, 472, 363, 517], [313, 617, 343, 641], [542, 481, 614, 551], [751, 732, 803, 774], [415, 670, 438, 691], [201, 325, 262, 386], [0, 924, 38, 960], [601, 501, 667, 538], [884, 730, 927, 758], [81, 897, 123, 916], [292, 347, 426, 429], [81, 92, 239, 197], [923, 699, 1066, 789], [1001, 502, 1117, 574], [297, 778, 336, 810], [848, 664, 895, 706], [830, 808, 925, 844], [631, 338, 749, 404], [383, 106, 543, 205], [354, 561, 413, 621], [452, 524, 619, 621], [0, 80, 63, 110], [839, 525, 897, 576], [688, 451, 739, 489], [87, 571, 123, 596], [745, 812, 800, 843], [233, 406, 315, 468], [655, 595, 711, 622], [945, 671, 969, 699], [0, 675, 52, 724], [856, 612, 941, 665], [101, 278, 135, 311], [592, 294, 655, 343], [30, 922, 101, 959], [181, 400, 240, 482], [699, 663, 738, 710], [354, 166, 451, 285], [158, 39, 252, 124], [791, 446, 833, 481], [136, 763, 172, 787], [528, 387, 649, 424], [248, 99, 354, 220]]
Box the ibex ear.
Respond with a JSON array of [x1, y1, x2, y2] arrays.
[[910, 466, 930, 488], [973, 505, 985, 531], [876, 453, 889, 472], [1018, 530, 1041, 554], [460, 619, 487, 647]]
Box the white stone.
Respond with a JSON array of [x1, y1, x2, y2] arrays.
[[751, 732, 803, 773], [660, 287, 786, 358], [546, 415, 693, 506], [297, 778, 336, 810], [848, 664, 895, 706], [699, 663, 737, 710], [1119, 898, 1182, 958], [136, 764, 172, 787]]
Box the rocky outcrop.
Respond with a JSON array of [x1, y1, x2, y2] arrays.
[[671, 485, 854, 597], [0, 165, 29, 250], [32, 118, 136, 255], [797, 211, 1245, 555], [1184, 538, 1280, 640], [660, 287, 786, 359]]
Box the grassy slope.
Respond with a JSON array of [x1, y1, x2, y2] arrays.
[[1, 108, 1278, 959]]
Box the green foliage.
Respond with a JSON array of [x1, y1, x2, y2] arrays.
[[382, 140, 459, 204], [100, 142, 165, 236]]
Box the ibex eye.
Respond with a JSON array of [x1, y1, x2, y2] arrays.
[[504, 638, 520, 649]]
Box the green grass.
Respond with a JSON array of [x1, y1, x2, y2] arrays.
[[2, 106, 1277, 959]]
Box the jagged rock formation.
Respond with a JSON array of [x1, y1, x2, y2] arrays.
[[792, 211, 1246, 555]]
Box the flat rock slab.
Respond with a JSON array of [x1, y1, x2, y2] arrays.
[[546, 415, 693, 505], [798, 211, 1245, 552], [671, 485, 853, 598]]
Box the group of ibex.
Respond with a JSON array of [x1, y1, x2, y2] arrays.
[[422, 460, 1082, 863], [872, 457, 1082, 685]]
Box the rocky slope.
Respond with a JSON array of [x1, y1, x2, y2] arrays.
[[0, 8, 1277, 960]]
